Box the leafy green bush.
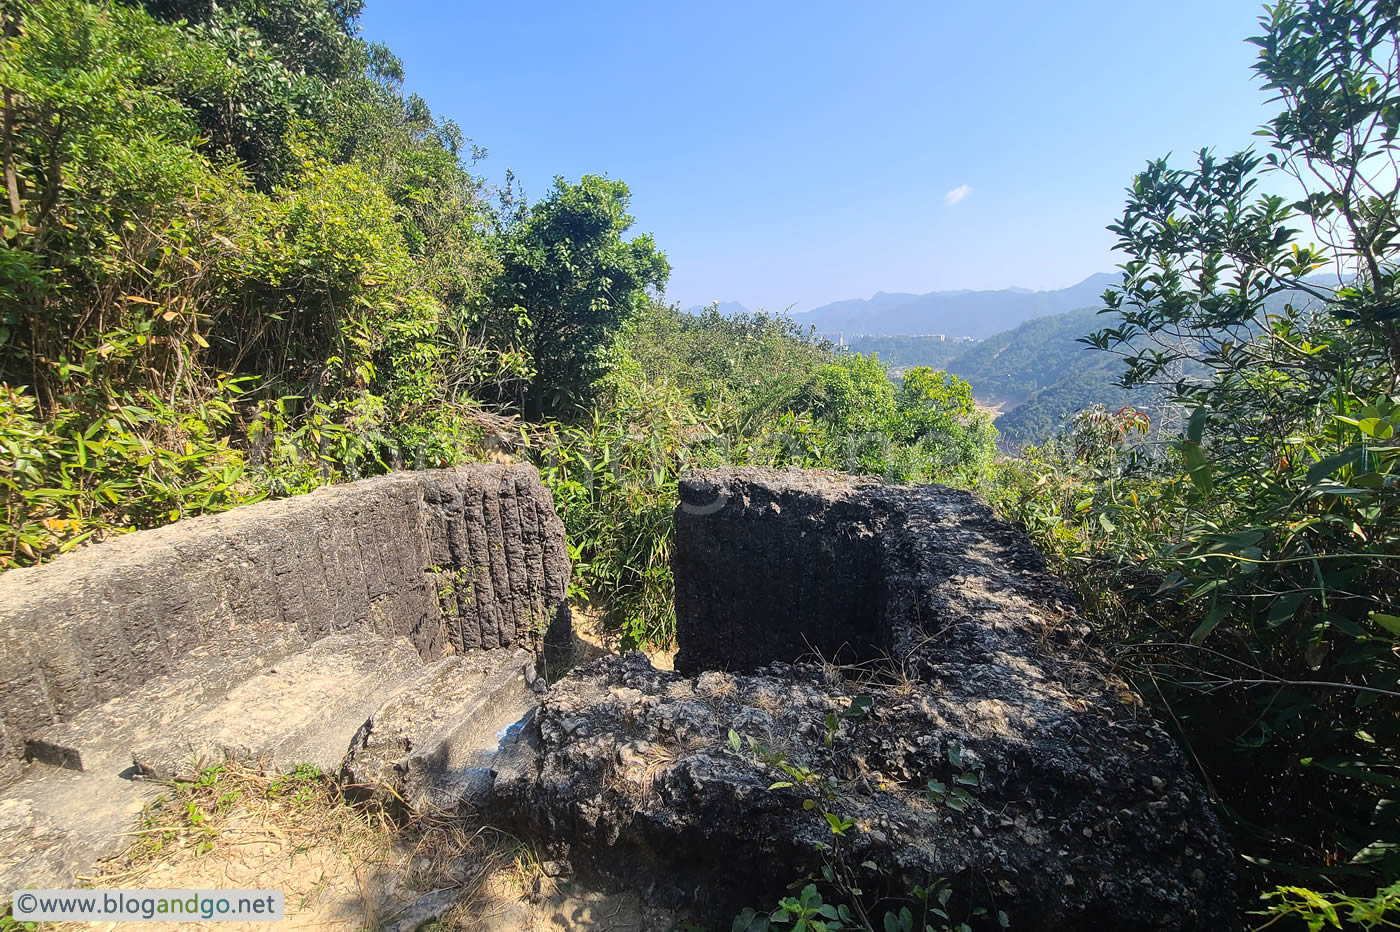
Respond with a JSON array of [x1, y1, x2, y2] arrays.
[[1257, 881, 1400, 931], [0, 0, 508, 562], [527, 374, 716, 647], [0, 380, 256, 567]]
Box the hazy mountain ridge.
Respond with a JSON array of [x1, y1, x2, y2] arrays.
[[683, 301, 752, 317], [690, 276, 1346, 448], [794, 272, 1120, 339]]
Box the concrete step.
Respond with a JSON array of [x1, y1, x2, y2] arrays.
[[0, 761, 155, 900], [20, 629, 308, 778], [0, 632, 425, 897], [0, 630, 312, 895], [0, 633, 543, 900], [131, 632, 425, 780], [341, 647, 538, 813]]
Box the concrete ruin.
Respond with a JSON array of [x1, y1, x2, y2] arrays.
[[0, 464, 1241, 929], [494, 468, 1240, 929], [0, 464, 568, 896]]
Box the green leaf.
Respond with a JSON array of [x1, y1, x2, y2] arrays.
[[734, 908, 771, 932], [1308, 757, 1400, 788], [1369, 612, 1400, 637], [1350, 840, 1399, 864], [1357, 417, 1395, 439], [1267, 592, 1305, 628], [729, 729, 742, 752], [844, 693, 874, 718], [1187, 407, 1207, 444], [1307, 446, 1363, 483], [1182, 440, 1214, 496], [1190, 601, 1228, 644]]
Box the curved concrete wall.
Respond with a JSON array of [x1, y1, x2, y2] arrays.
[[0, 464, 570, 783]]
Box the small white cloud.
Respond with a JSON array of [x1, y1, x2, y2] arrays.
[[945, 184, 972, 206]]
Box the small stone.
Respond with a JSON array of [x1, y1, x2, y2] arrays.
[[383, 888, 462, 932]]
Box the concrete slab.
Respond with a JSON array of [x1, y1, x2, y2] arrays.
[[341, 648, 538, 813], [132, 633, 425, 780]]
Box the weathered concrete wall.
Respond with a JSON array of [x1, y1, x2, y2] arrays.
[[0, 464, 569, 783], [497, 468, 1240, 928], [673, 467, 1076, 674], [673, 470, 889, 672]]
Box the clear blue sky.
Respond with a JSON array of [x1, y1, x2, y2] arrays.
[[361, 0, 1275, 312]]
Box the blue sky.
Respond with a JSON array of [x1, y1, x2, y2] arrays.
[[361, 0, 1275, 312]]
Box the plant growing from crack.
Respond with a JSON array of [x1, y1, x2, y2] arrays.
[[728, 695, 1008, 932], [923, 742, 982, 814]]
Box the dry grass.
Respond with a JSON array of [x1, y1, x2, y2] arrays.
[[42, 763, 535, 932], [793, 635, 926, 700], [31, 761, 677, 932]]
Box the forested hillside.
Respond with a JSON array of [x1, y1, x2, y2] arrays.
[[945, 307, 1140, 446], [840, 333, 969, 372], [849, 307, 1143, 447], [3, 0, 1399, 927]]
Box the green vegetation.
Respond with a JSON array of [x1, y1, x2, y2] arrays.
[[847, 310, 1146, 449], [480, 174, 669, 419], [4, 0, 1399, 924], [0, 0, 994, 630], [529, 302, 995, 645], [1, 0, 501, 564], [842, 335, 966, 372], [729, 698, 1007, 932], [988, 0, 1400, 919], [850, 309, 1150, 449]]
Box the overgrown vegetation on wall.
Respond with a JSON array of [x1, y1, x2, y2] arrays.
[[3, 0, 1398, 924]]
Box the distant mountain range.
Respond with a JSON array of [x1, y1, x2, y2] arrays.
[[683, 301, 752, 318], [686, 273, 1119, 340], [689, 273, 1340, 447], [794, 272, 1119, 340]]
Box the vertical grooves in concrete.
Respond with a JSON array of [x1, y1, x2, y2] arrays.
[[473, 487, 498, 650], [496, 473, 521, 649], [520, 473, 547, 643], [539, 495, 569, 636], [483, 484, 508, 650]]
